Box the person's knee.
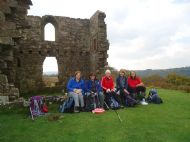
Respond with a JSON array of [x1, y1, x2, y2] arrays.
[[68, 92, 73, 97], [69, 92, 79, 100], [86, 92, 91, 97], [69, 92, 76, 95], [78, 93, 83, 98], [137, 86, 146, 91], [99, 91, 103, 95], [99, 92, 105, 99], [69, 93, 79, 106]]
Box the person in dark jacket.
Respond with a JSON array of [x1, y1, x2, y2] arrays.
[[101, 69, 122, 107], [116, 69, 129, 106], [67, 71, 85, 113], [86, 73, 104, 108]]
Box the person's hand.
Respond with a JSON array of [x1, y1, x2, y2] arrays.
[[116, 90, 120, 95], [106, 89, 111, 93], [73, 89, 77, 93], [112, 88, 116, 92], [136, 83, 144, 87], [74, 89, 81, 94], [76, 89, 82, 94], [91, 91, 94, 94]]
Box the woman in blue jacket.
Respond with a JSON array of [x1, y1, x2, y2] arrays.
[[67, 71, 85, 113], [86, 73, 104, 108]]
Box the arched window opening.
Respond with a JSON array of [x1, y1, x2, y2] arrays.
[[44, 23, 55, 41], [42, 57, 58, 87]]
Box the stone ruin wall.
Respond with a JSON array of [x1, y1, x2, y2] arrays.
[[0, 0, 109, 95], [0, 0, 32, 99]]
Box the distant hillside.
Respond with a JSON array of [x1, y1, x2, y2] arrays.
[[136, 67, 190, 77], [43, 67, 190, 78], [43, 71, 58, 76]]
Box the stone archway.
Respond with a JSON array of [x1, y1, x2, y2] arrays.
[[44, 23, 55, 41], [42, 56, 59, 87], [40, 42, 60, 86], [41, 15, 59, 41]]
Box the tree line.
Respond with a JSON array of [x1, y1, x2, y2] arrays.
[[142, 73, 190, 93], [101, 67, 190, 93]]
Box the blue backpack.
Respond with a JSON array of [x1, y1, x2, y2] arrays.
[[147, 89, 163, 104], [110, 97, 120, 109], [59, 97, 74, 113]]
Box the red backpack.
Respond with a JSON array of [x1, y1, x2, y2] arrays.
[[42, 103, 48, 113]]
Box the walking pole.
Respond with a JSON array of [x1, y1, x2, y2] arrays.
[[29, 106, 34, 120], [95, 92, 101, 108], [109, 91, 123, 123], [114, 109, 122, 122], [104, 101, 110, 109]]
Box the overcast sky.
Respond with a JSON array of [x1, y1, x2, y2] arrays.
[[28, 0, 190, 72]]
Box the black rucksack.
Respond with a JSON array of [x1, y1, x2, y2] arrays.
[[126, 95, 138, 107], [84, 94, 100, 112], [85, 95, 95, 111]]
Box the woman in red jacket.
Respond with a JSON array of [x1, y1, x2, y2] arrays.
[[101, 69, 122, 107], [127, 71, 146, 101]]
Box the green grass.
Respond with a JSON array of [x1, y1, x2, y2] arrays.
[[0, 89, 190, 142]]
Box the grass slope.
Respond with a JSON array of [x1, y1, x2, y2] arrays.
[[0, 89, 190, 142]]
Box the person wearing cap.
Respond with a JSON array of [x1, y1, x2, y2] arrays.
[[116, 69, 129, 106], [67, 71, 85, 113], [101, 69, 122, 107], [85, 73, 104, 108]]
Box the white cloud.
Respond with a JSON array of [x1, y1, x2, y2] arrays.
[[28, 0, 190, 70]]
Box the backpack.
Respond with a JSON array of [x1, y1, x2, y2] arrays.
[[29, 96, 48, 117], [42, 104, 48, 113], [125, 95, 137, 107], [110, 97, 120, 109], [59, 97, 74, 113], [147, 89, 163, 104], [85, 93, 100, 112]]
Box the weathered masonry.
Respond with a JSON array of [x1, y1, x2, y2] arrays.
[[0, 0, 109, 95]]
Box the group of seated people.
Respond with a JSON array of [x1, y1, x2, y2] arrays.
[[67, 69, 147, 113]]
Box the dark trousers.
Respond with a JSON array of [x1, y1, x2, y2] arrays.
[[128, 86, 146, 100], [104, 90, 122, 107], [119, 89, 128, 106]]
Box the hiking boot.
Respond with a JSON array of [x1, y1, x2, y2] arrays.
[[120, 105, 125, 109], [140, 99, 148, 105], [80, 107, 85, 112], [104, 106, 109, 110], [74, 107, 80, 113]]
